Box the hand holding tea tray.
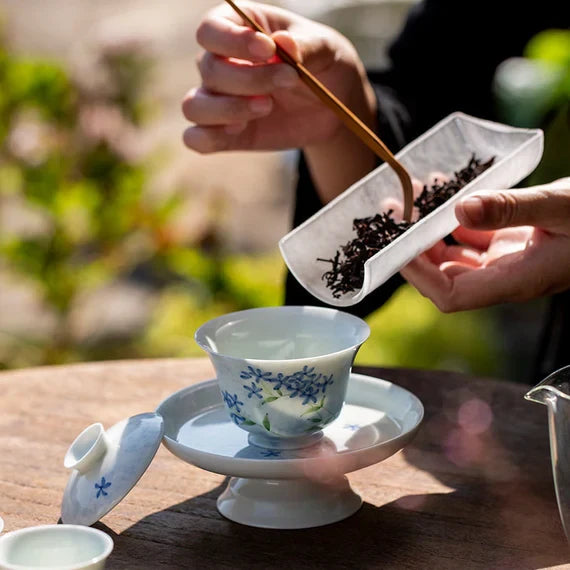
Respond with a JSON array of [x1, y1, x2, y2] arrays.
[[279, 113, 543, 305], [401, 176, 570, 312]]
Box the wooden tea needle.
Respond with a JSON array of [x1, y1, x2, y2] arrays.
[[223, 0, 414, 222]]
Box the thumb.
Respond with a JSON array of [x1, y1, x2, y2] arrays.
[[271, 29, 336, 73], [271, 30, 302, 62], [456, 181, 570, 231]]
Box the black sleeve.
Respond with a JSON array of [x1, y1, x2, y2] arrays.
[[284, 0, 564, 316], [373, 0, 564, 132]]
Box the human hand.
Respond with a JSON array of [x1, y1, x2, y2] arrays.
[[401, 177, 570, 311], [182, 1, 374, 154]]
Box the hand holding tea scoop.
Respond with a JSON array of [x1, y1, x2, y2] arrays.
[[182, 0, 413, 218], [401, 177, 570, 311], [222, 0, 414, 220]]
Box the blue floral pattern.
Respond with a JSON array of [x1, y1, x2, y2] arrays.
[[95, 476, 111, 499], [243, 382, 263, 399], [240, 365, 333, 403], [222, 391, 244, 413], [220, 365, 335, 434], [260, 449, 281, 457], [229, 411, 246, 425]]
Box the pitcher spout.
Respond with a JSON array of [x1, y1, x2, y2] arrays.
[[525, 364, 570, 406]]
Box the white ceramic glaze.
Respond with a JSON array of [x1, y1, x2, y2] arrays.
[[61, 413, 164, 526], [279, 112, 543, 306], [157, 372, 423, 528], [217, 477, 362, 529], [0, 525, 113, 570], [64, 424, 109, 474], [0, 518, 3, 534], [195, 306, 370, 449]]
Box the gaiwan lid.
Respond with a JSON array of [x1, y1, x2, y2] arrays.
[[61, 413, 164, 526]]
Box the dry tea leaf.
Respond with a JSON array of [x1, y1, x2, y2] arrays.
[[319, 155, 495, 298]]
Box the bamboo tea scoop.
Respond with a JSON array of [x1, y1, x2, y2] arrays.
[[223, 0, 414, 222]]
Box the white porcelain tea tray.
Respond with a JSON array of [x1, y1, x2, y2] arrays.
[[156, 372, 423, 529], [279, 112, 543, 306]]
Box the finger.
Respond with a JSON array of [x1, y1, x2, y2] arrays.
[[423, 240, 447, 263], [407, 172, 448, 213], [198, 51, 298, 96], [433, 245, 485, 266], [401, 254, 453, 303], [451, 226, 495, 249], [272, 26, 340, 73], [440, 262, 477, 279], [382, 178, 423, 221], [403, 253, 527, 312], [401, 255, 484, 312], [272, 30, 303, 62], [413, 177, 426, 198], [197, 12, 276, 62], [456, 182, 570, 231], [182, 87, 273, 125], [183, 124, 246, 153], [439, 263, 525, 310]]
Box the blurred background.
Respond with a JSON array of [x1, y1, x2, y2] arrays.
[[0, 0, 568, 379]]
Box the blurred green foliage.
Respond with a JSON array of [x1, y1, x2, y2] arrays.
[[525, 29, 570, 95], [0, 32, 215, 367], [358, 285, 500, 373], [493, 29, 569, 186]]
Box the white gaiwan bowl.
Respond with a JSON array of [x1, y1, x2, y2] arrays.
[[195, 306, 370, 449]]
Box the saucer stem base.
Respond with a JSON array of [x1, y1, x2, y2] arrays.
[[247, 430, 323, 450], [217, 476, 362, 529]]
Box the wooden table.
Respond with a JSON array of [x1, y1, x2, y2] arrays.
[[0, 359, 568, 569]]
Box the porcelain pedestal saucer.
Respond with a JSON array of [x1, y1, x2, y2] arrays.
[[156, 373, 423, 529]]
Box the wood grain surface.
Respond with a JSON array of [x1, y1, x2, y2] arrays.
[[0, 359, 568, 569]]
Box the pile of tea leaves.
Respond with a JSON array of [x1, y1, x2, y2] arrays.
[[318, 154, 495, 298]]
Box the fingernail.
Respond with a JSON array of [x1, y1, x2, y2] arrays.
[[273, 67, 298, 88], [249, 97, 272, 114], [459, 196, 484, 225], [249, 33, 275, 59]]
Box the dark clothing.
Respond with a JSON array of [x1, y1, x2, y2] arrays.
[[284, 0, 569, 375]]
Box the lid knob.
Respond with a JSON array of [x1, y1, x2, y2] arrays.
[[64, 423, 109, 474]]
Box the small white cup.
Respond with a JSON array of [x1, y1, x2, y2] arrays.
[[0, 525, 113, 570]]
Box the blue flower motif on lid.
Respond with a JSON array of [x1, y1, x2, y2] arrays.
[[95, 476, 112, 499]]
